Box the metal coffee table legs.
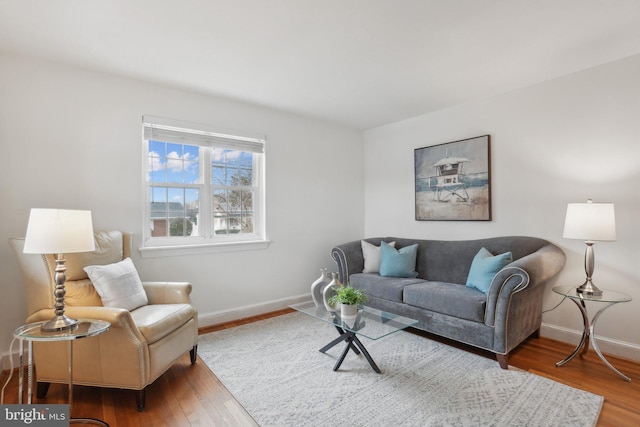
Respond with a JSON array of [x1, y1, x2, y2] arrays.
[[319, 325, 381, 373]]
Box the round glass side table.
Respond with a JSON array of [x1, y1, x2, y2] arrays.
[[14, 319, 111, 425], [552, 286, 631, 382]]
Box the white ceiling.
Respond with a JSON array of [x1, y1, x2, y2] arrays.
[[2, 0, 640, 129]]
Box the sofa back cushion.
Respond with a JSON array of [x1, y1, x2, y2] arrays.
[[388, 236, 548, 284], [46, 231, 124, 281], [44, 231, 126, 307]]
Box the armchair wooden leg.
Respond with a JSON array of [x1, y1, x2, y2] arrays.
[[136, 388, 146, 412], [496, 353, 509, 369], [36, 382, 50, 398], [190, 345, 198, 365]]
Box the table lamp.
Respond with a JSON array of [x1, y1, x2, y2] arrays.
[[562, 199, 616, 296], [23, 208, 95, 331]]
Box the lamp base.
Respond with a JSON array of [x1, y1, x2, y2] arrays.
[[576, 279, 603, 297], [41, 315, 78, 332]]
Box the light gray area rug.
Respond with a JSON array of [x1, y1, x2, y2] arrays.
[[199, 312, 602, 427]]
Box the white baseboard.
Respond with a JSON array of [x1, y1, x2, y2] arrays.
[[541, 322, 640, 363], [198, 294, 311, 328]]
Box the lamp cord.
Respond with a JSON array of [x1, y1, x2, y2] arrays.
[[1, 336, 17, 404], [542, 295, 567, 314]]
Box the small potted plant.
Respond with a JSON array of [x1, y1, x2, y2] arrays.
[[328, 285, 368, 319]]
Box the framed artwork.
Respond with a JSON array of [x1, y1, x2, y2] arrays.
[[414, 135, 491, 221]]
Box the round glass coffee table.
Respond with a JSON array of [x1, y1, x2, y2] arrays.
[[552, 286, 631, 382], [14, 319, 111, 425]]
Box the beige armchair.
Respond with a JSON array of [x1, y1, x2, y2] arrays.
[[9, 231, 198, 411]]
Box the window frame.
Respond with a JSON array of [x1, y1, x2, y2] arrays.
[[140, 116, 268, 258]]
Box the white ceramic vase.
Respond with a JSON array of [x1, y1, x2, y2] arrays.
[[310, 268, 331, 307], [322, 272, 339, 312]]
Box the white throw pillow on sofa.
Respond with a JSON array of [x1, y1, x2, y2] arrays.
[[361, 240, 396, 273], [84, 257, 148, 311]]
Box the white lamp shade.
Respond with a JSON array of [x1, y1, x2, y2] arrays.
[[23, 208, 96, 254], [563, 201, 616, 242]]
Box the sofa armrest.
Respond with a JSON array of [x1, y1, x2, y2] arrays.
[[26, 306, 147, 343], [26, 306, 152, 388], [142, 282, 192, 304], [509, 244, 566, 287], [331, 240, 363, 283], [484, 267, 529, 327], [485, 243, 566, 327]]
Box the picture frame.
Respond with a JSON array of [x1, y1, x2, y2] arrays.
[[414, 135, 491, 221]]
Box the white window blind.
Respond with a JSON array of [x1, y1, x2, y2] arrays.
[[143, 122, 264, 153]]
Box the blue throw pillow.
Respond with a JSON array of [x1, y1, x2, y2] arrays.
[[466, 247, 513, 294], [379, 242, 419, 278]]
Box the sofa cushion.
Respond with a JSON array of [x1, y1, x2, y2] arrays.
[[465, 247, 513, 294], [380, 242, 419, 278], [350, 273, 425, 303], [131, 303, 196, 344], [362, 240, 395, 273], [403, 281, 487, 323]]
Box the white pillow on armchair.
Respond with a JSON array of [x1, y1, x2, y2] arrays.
[[84, 257, 148, 311]]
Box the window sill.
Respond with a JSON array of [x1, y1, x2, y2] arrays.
[[138, 240, 270, 258]]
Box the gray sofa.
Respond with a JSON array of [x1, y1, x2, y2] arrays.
[[331, 236, 565, 368]]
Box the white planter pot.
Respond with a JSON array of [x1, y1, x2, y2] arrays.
[[340, 303, 358, 319]]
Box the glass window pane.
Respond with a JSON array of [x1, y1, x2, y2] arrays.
[[220, 190, 254, 234], [185, 188, 200, 237], [149, 140, 166, 155], [240, 191, 254, 233], [212, 165, 225, 185], [148, 141, 167, 183], [167, 143, 183, 158], [211, 148, 253, 187], [150, 187, 168, 237], [168, 188, 184, 237], [226, 166, 240, 185], [184, 160, 199, 184], [242, 216, 254, 234], [167, 149, 184, 183], [148, 141, 201, 184], [238, 166, 253, 186], [213, 189, 229, 234], [237, 151, 252, 166]]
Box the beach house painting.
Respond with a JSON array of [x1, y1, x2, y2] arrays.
[[414, 135, 491, 221]]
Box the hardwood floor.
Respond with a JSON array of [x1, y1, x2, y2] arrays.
[[2, 308, 639, 426]]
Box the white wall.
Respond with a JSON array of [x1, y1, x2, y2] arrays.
[[364, 54, 640, 361], [0, 52, 364, 366]]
